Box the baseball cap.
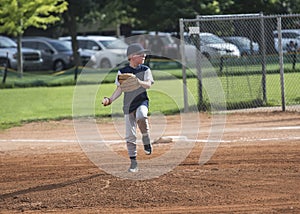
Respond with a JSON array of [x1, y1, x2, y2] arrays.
[[127, 43, 149, 57]]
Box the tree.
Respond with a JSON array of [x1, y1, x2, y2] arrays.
[[61, 0, 138, 68], [0, 0, 68, 76], [96, 0, 137, 37], [131, 0, 235, 33], [62, 0, 93, 70], [132, 0, 196, 32], [222, 0, 296, 14]]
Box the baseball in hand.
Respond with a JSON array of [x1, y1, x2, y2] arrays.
[[102, 97, 111, 106]]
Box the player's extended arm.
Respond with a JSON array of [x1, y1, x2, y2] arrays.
[[110, 86, 122, 102], [102, 86, 122, 106], [138, 79, 152, 89]]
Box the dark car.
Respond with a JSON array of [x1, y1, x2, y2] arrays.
[[21, 37, 91, 72], [126, 32, 179, 60], [0, 35, 43, 70], [146, 33, 179, 59], [222, 36, 259, 56]]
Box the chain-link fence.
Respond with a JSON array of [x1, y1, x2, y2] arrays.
[[180, 13, 300, 112]]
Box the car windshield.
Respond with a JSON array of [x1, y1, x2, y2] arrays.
[[201, 34, 225, 44], [48, 40, 72, 52], [160, 36, 174, 45], [184, 35, 193, 44], [229, 38, 250, 47], [274, 32, 300, 38], [0, 37, 17, 48], [99, 39, 128, 49]]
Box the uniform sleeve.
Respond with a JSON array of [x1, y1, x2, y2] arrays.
[[115, 70, 122, 86], [144, 68, 154, 84]]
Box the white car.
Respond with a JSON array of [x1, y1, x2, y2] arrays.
[[60, 35, 128, 68], [183, 35, 212, 64], [273, 29, 300, 53], [198, 32, 240, 59], [183, 32, 240, 64]]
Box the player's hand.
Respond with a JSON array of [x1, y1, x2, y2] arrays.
[[102, 97, 111, 106]]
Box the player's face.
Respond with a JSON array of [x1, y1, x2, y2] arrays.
[[132, 53, 146, 63]]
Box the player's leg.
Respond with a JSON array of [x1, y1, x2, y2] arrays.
[[125, 112, 138, 172], [136, 105, 152, 155]]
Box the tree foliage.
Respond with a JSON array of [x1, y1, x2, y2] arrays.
[[97, 0, 137, 35], [62, 0, 96, 67], [59, 0, 300, 36], [0, 0, 68, 76], [128, 0, 300, 32], [0, 0, 68, 37]]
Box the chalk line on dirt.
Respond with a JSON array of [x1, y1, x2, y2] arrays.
[[1, 135, 300, 144], [1, 125, 300, 146]]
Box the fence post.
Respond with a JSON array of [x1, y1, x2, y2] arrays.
[[74, 66, 78, 82], [195, 21, 205, 111], [2, 52, 8, 84], [179, 18, 189, 113], [260, 12, 267, 104], [277, 17, 286, 111]]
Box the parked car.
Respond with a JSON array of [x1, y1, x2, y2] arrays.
[[21, 37, 91, 72], [126, 32, 179, 59], [60, 35, 128, 69], [183, 32, 240, 63], [273, 29, 300, 53], [183, 34, 217, 64], [198, 32, 240, 59], [222, 36, 259, 56], [147, 32, 179, 59], [57, 40, 93, 67], [0, 35, 43, 71]]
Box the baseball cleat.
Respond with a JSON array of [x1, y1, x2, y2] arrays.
[[142, 135, 152, 155], [128, 159, 138, 172], [144, 144, 152, 155]]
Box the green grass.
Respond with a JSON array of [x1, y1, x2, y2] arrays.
[[0, 79, 188, 129], [0, 66, 194, 88], [1, 69, 300, 129], [0, 68, 75, 88], [266, 72, 300, 105], [0, 86, 75, 128]]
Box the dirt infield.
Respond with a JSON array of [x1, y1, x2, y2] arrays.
[[0, 112, 300, 213]]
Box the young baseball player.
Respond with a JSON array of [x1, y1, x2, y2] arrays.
[[102, 43, 154, 172]]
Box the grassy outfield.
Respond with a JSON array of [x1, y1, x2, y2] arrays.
[[1, 72, 300, 129], [0, 87, 75, 129], [0, 80, 187, 129]]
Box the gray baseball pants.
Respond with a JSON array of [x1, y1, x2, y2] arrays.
[[125, 105, 150, 158]]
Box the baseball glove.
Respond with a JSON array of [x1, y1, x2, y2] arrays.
[[118, 73, 140, 92]]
